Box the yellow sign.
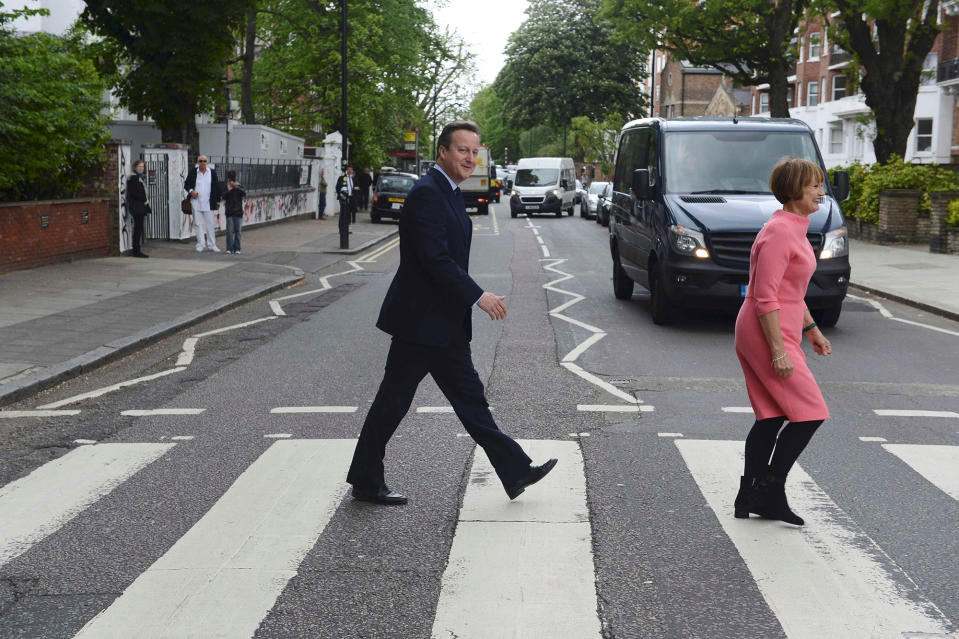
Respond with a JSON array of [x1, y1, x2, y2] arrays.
[[404, 131, 416, 142], [388, 197, 405, 203]]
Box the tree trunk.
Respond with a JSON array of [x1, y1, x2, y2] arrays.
[[241, 8, 256, 124], [862, 73, 918, 164], [767, 63, 791, 118]]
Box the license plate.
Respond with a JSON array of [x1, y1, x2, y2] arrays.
[[466, 207, 478, 213], [740, 285, 747, 297], [391, 203, 402, 210], [525, 205, 538, 210], [388, 197, 404, 203]]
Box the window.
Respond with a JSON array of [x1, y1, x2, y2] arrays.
[[666, 104, 675, 118], [809, 33, 821, 59], [921, 52, 938, 86], [786, 85, 794, 107], [807, 81, 819, 107], [916, 118, 933, 152], [667, 72, 673, 86], [759, 93, 769, 113], [613, 129, 648, 193], [829, 123, 843, 154], [833, 75, 847, 100]]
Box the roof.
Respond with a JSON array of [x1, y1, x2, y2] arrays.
[[620, 116, 813, 133]]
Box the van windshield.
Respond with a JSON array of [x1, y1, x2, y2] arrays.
[[515, 168, 558, 186], [663, 131, 823, 194]]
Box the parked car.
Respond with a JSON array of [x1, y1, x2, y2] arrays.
[[607, 116, 850, 326], [509, 157, 577, 217], [585, 180, 608, 220], [596, 182, 612, 227], [575, 179, 589, 217], [370, 171, 417, 223]]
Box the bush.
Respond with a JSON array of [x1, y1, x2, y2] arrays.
[[947, 199, 959, 227], [833, 156, 959, 224]]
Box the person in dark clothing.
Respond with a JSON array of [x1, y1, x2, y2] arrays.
[[358, 167, 373, 210], [223, 170, 246, 254], [125, 159, 150, 258], [335, 165, 359, 222]]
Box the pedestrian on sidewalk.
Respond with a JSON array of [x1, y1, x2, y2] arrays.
[[733, 157, 833, 526], [125, 159, 150, 258], [318, 169, 328, 219], [184, 155, 222, 252], [223, 170, 246, 254], [359, 167, 373, 210], [346, 120, 557, 505], [335, 165, 358, 223]]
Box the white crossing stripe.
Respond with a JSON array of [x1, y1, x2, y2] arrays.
[[874, 409, 959, 418], [270, 406, 357, 413], [0, 443, 173, 568], [883, 444, 959, 502], [859, 436, 888, 442], [0, 410, 81, 418], [431, 440, 602, 639], [676, 439, 954, 638], [120, 409, 206, 417], [417, 406, 455, 413], [74, 439, 355, 639], [658, 433, 684, 438], [577, 404, 654, 412], [722, 406, 754, 414]]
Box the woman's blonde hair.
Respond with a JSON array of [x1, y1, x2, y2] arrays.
[[769, 157, 824, 205]]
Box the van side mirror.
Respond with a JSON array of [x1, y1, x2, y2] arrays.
[[831, 170, 850, 202], [632, 168, 657, 199], [560, 178, 569, 189]]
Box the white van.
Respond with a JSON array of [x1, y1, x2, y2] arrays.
[[508, 157, 576, 218]]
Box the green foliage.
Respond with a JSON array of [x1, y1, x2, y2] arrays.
[[946, 199, 959, 227], [570, 115, 622, 172], [469, 85, 522, 165], [832, 156, 959, 223], [0, 20, 110, 201], [495, 0, 645, 133]]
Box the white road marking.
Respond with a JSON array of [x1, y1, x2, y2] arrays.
[[269, 300, 286, 316], [577, 404, 654, 412], [74, 439, 97, 445], [658, 432, 684, 438], [874, 409, 959, 418], [883, 444, 959, 502], [431, 440, 602, 639], [722, 406, 755, 414], [264, 433, 292, 438], [562, 332, 606, 363], [74, 439, 355, 639], [37, 367, 187, 409], [536, 235, 544, 245], [540, 244, 550, 257], [859, 436, 888, 442], [416, 406, 455, 413], [561, 362, 639, 404], [193, 316, 277, 338], [676, 439, 955, 638], [270, 406, 357, 414], [120, 409, 206, 417], [0, 410, 81, 418], [0, 443, 173, 568], [175, 337, 198, 366], [171, 436, 194, 441], [847, 293, 959, 338]]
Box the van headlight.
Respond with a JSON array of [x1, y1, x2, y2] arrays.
[[669, 225, 710, 259], [820, 226, 848, 259]]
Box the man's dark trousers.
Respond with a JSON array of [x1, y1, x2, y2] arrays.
[[347, 337, 532, 492]]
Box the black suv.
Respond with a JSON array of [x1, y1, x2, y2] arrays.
[[608, 117, 851, 326]]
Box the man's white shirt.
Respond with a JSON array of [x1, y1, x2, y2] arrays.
[[194, 168, 212, 212]]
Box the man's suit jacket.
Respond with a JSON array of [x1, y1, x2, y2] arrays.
[[126, 174, 149, 219], [184, 167, 223, 211], [376, 168, 484, 347]]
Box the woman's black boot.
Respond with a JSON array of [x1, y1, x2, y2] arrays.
[[755, 471, 804, 526], [734, 476, 756, 519]]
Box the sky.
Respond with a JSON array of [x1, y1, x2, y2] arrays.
[[432, 0, 530, 85]]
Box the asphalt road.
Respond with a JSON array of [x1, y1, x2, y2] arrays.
[[1, 201, 958, 638]]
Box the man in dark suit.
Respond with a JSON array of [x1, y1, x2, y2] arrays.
[[335, 165, 359, 222], [346, 121, 557, 505]]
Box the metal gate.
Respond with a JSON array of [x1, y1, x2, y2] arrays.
[[143, 153, 170, 239]]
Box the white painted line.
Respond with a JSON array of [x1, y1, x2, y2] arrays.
[[0, 410, 81, 418], [722, 406, 754, 414], [264, 433, 292, 439], [874, 409, 959, 419], [577, 404, 639, 412], [432, 440, 601, 638], [356, 237, 400, 263], [889, 316, 959, 338], [859, 436, 888, 442], [676, 439, 955, 638], [193, 316, 276, 338], [540, 244, 550, 257], [883, 444, 959, 502], [270, 406, 358, 414], [455, 433, 471, 438], [531, 228, 540, 236], [847, 293, 959, 337], [416, 406, 455, 413], [171, 436, 195, 441], [121, 409, 206, 417], [37, 367, 187, 409], [269, 300, 286, 316], [658, 432, 684, 438], [0, 443, 173, 568], [561, 362, 639, 404], [562, 332, 606, 363], [74, 439, 355, 639], [175, 337, 198, 366], [74, 439, 97, 445], [578, 432, 591, 437], [536, 235, 545, 245]]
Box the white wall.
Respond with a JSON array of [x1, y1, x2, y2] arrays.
[[7, 0, 84, 35], [198, 124, 305, 160]]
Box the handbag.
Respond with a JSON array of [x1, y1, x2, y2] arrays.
[[181, 197, 193, 214]]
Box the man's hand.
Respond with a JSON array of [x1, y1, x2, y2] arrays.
[[477, 292, 507, 320], [190, 190, 198, 199]]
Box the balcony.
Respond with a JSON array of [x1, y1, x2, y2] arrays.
[[828, 51, 853, 68], [937, 57, 959, 85]]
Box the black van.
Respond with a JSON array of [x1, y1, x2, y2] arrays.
[[609, 117, 851, 326]]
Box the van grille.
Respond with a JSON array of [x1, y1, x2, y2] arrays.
[[680, 195, 726, 204], [710, 232, 824, 268], [520, 196, 545, 204]]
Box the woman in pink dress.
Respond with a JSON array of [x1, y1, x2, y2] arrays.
[[733, 158, 833, 526]]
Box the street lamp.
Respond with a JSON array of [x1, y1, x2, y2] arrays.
[[339, 0, 349, 249]]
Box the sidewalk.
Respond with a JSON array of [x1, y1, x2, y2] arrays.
[[0, 212, 397, 406]]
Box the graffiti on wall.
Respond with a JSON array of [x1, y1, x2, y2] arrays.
[[117, 144, 132, 253], [240, 189, 310, 225]]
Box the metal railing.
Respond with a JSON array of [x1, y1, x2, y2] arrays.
[[938, 57, 959, 83], [206, 156, 313, 193]]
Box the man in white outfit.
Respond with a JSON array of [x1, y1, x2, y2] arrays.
[[184, 155, 222, 252]]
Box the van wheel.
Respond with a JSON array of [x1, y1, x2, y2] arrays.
[[613, 254, 634, 300], [811, 302, 842, 328], [649, 266, 679, 325]]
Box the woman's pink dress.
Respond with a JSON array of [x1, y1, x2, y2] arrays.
[[734, 209, 829, 422]]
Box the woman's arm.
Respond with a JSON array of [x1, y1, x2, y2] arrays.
[[802, 308, 832, 356], [758, 310, 793, 377]]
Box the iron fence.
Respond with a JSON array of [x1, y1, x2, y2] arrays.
[[207, 156, 313, 194]]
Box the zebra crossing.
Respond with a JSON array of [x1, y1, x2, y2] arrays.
[[0, 437, 957, 638]]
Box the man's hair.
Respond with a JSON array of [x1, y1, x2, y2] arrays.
[[437, 120, 480, 152], [769, 157, 824, 205]]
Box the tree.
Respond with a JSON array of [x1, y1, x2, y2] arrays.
[[0, 12, 110, 201], [415, 24, 477, 157], [569, 115, 621, 171], [469, 85, 523, 165], [81, 0, 253, 149], [495, 0, 645, 136], [602, 0, 805, 118], [822, 0, 940, 164]]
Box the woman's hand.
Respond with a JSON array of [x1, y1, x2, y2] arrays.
[[809, 330, 832, 356], [771, 350, 793, 377]]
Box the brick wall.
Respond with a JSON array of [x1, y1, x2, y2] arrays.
[[878, 189, 921, 243], [0, 199, 111, 273]]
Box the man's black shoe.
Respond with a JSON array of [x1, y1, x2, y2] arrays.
[[351, 485, 407, 505], [505, 459, 558, 500], [131, 252, 149, 258]]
